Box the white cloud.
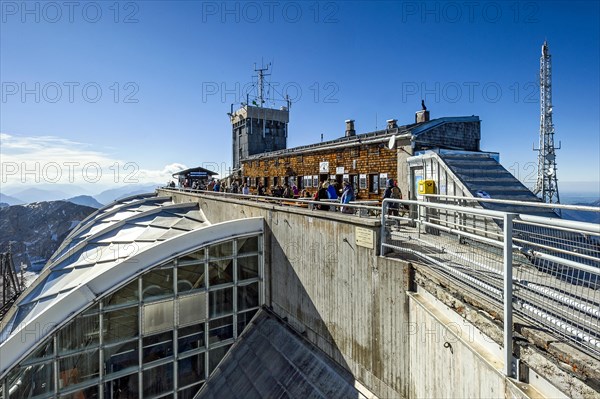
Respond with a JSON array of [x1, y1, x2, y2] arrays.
[[0, 133, 187, 190]]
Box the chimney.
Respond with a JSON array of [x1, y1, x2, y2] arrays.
[[345, 119, 356, 137], [386, 119, 398, 129], [415, 110, 430, 123]]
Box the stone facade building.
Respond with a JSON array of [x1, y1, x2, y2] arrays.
[[237, 111, 481, 200]]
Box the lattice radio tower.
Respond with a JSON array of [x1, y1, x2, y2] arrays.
[[534, 41, 561, 205]]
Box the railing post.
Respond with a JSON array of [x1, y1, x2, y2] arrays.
[[503, 213, 515, 377], [380, 200, 388, 255], [417, 202, 422, 238]]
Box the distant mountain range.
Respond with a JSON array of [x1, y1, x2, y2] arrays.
[[0, 193, 25, 206], [561, 199, 600, 224], [0, 201, 97, 272], [0, 183, 161, 208], [67, 195, 104, 209], [94, 184, 161, 205]]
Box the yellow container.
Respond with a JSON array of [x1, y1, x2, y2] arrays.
[[418, 179, 436, 194]]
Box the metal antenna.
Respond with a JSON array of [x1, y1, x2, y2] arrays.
[[534, 41, 561, 208], [254, 61, 270, 107]]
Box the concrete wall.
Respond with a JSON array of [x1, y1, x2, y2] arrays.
[[158, 189, 595, 398]]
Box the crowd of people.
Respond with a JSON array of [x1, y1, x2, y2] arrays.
[[168, 177, 406, 216]]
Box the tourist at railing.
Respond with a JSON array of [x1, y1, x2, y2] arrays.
[[314, 183, 331, 211], [213, 180, 221, 192], [327, 181, 338, 200], [282, 183, 294, 199], [257, 182, 266, 196], [383, 178, 401, 217], [207, 179, 215, 191], [340, 181, 355, 214], [242, 183, 250, 195]]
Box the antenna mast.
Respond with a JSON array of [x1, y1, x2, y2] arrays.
[[534, 41, 561, 206], [254, 62, 270, 107]]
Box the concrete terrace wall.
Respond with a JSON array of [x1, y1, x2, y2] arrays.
[[157, 189, 591, 398], [162, 189, 410, 397]]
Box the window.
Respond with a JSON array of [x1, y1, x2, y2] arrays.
[[359, 174, 367, 190], [178, 352, 205, 387], [379, 173, 388, 191], [209, 259, 234, 286], [209, 242, 233, 259], [238, 236, 258, 254], [209, 288, 233, 318], [237, 282, 259, 311], [312, 175, 319, 187], [178, 292, 206, 326], [142, 331, 173, 362], [142, 362, 173, 397], [104, 306, 139, 344], [208, 344, 232, 374], [208, 316, 233, 345], [142, 300, 174, 335], [143, 268, 173, 300], [369, 173, 379, 193], [178, 263, 205, 293], [238, 255, 259, 280], [178, 324, 205, 354]]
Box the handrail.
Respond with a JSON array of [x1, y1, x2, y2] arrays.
[[380, 196, 600, 367]]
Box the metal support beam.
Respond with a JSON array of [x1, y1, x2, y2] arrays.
[[503, 213, 515, 377]]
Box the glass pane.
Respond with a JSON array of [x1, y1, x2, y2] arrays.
[[177, 264, 205, 293], [178, 383, 204, 399], [104, 306, 139, 344], [178, 323, 205, 354], [21, 338, 54, 364], [7, 362, 53, 398], [143, 363, 173, 397], [208, 260, 233, 286], [60, 385, 99, 399], [208, 316, 233, 345], [209, 242, 233, 259], [208, 344, 231, 374], [104, 279, 139, 308], [142, 300, 174, 335], [178, 353, 205, 387], [104, 373, 139, 399], [142, 331, 173, 364], [104, 340, 139, 376], [143, 268, 174, 300], [237, 309, 258, 335], [237, 256, 258, 280], [238, 236, 258, 254], [179, 293, 206, 326], [209, 288, 233, 318], [237, 283, 259, 312], [59, 312, 100, 354], [179, 249, 204, 264], [58, 349, 100, 389]]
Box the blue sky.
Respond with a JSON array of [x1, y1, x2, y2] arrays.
[[1, 1, 599, 195]]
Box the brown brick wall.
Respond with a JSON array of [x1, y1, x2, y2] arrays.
[[241, 144, 399, 200]]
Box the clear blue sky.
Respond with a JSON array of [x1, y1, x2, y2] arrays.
[[1, 1, 598, 195]]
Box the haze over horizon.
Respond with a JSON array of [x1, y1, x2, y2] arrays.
[[1, 1, 599, 198]]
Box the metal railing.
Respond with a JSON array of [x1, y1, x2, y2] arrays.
[[160, 187, 382, 218], [380, 197, 600, 375]]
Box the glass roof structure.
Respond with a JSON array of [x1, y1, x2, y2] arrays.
[[0, 193, 265, 393]]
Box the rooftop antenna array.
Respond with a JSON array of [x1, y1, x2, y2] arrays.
[[253, 61, 271, 108], [533, 41, 561, 208]]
